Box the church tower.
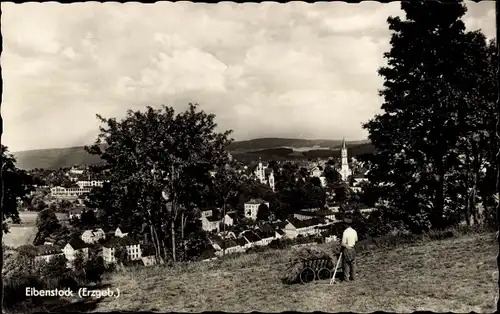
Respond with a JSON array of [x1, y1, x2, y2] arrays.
[[268, 171, 275, 192], [339, 138, 352, 182], [255, 158, 266, 184]]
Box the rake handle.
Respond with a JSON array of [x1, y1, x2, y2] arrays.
[[329, 252, 342, 285]]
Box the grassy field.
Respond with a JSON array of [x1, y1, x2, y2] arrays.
[[2, 226, 36, 248], [94, 232, 498, 313]]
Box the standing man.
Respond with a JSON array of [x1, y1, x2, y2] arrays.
[[341, 218, 358, 282]]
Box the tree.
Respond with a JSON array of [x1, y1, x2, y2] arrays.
[[86, 104, 233, 263], [363, 1, 493, 232], [1, 146, 34, 233], [79, 209, 97, 228], [35, 208, 61, 244], [323, 165, 341, 187], [256, 203, 270, 221], [114, 246, 128, 266]]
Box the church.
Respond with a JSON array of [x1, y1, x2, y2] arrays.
[[254, 158, 275, 192], [338, 138, 352, 182]]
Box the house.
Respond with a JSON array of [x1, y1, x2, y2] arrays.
[[217, 230, 236, 240], [241, 230, 262, 247], [275, 229, 285, 239], [102, 236, 142, 264], [244, 199, 270, 220], [284, 218, 329, 239], [202, 216, 221, 232], [310, 166, 323, 178], [319, 176, 327, 187], [200, 247, 218, 262], [81, 228, 106, 244], [35, 244, 64, 263], [223, 213, 236, 226], [200, 209, 213, 219], [68, 207, 85, 220], [115, 227, 130, 238], [214, 239, 246, 256], [254, 229, 275, 246], [62, 238, 90, 263]]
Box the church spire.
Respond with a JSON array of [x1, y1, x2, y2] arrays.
[[342, 137, 346, 150]]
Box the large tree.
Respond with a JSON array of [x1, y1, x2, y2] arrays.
[[363, 1, 494, 232], [1, 146, 34, 234], [85, 104, 232, 263]]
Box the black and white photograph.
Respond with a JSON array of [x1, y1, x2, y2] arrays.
[[1, 1, 498, 312]]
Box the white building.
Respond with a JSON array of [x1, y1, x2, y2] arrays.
[[284, 218, 330, 239], [268, 171, 275, 192], [81, 228, 106, 244], [62, 238, 89, 263], [51, 186, 92, 198], [76, 179, 106, 189], [293, 209, 337, 222], [102, 236, 142, 264], [244, 199, 270, 220], [115, 227, 130, 238], [200, 209, 213, 219], [254, 159, 275, 192], [35, 244, 64, 263], [202, 216, 221, 232], [338, 139, 352, 182], [68, 208, 85, 220], [223, 213, 236, 227]]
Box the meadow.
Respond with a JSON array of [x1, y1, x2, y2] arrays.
[[94, 231, 498, 313]]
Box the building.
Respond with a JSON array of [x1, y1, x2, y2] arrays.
[[51, 186, 92, 199], [81, 228, 106, 244], [268, 171, 275, 192], [62, 238, 90, 263], [102, 236, 142, 264], [223, 213, 237, 227], [200, 247, 218, 262], [68, 208, 85, 220], [202, 216, 221, 232], [293, 209, 337, 222], [284, 218, 330, 239], [254, 158, 275, 192], [241, 230, 262, 247], [115, 227, 130, 238], [338, 138, 352, 182], [244, 198, 270, 220], [201, 209, 213, 219], [254, 229, 275, 246], [69, 166, 85, 175], [214, 239, 246, 256], [35, 244, 64, 263], [76, 179, 106, 189]]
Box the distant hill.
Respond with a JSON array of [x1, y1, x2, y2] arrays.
[[12, 138, 373, 170]]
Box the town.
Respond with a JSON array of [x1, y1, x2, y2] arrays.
[[2, 0, 497, 313], [6, 139, 375, 267]]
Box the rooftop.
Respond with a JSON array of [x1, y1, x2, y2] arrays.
[[287, 217, 327, 229], [103, 235, 139, 248], [36, 244, 62, 256], [67, 238, 90, 250], [245, 198, 268, 205]]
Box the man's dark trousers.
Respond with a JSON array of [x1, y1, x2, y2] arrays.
[[342, 246, 356, 281]]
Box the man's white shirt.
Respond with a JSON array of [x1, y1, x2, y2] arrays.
[[342, 227, 358, 248]]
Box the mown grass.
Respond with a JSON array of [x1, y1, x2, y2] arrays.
[[95, 230, 498, 313]]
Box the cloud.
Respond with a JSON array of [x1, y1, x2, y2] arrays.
[[1, 1, 495, 152]]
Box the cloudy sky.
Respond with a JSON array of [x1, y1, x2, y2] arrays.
[[1, 1, 495, 152]]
